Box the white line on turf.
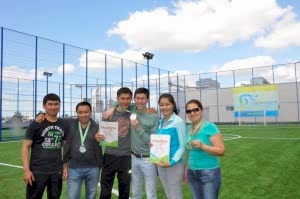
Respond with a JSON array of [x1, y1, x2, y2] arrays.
[[223, 134, 242, 141], [241, 137, 300, 140], [0, 162, 127, 198], [0, 140, 22, 144], [0, 162, 23, 169], [220, 126, 300, 130], [222, 134, 300, 141]]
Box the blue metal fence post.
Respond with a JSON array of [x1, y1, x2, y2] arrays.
[[233, 70, 235, 87], [158, 69, 161, 115], [183, 75, 186, 121], [32, 80, 34, 118], [135, 62, 138, 89], [35, 36, 38, 116], [176, 74, 179, 113], [70, 84, 72, 116], [17, 78, 19, 114], [121, 59, 124, 87], [216, 72, 219, 123], [168, 71, 171, 93], [232, 71, 237, 122], [158, 69, 161, 96], [147, 59, 150, 107], [62, 44, 65, 117], [86, 49, 88, 101], [295, 63, 300, 121], [110, 84, 112, 105], [199, 74, 201, 101], [80, 86, 83, 101], [251, 68, 254, 85], [0, 27, 4, 141], [156, 79, 158, 111], [105, 54, 107, 111], [272, 65, 275, 84]]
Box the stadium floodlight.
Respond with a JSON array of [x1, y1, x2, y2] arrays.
[[43, 72, 53, 94], [142, 52, 154, 107], [142, 52, 154, 60], [75, 84, 83, 101]]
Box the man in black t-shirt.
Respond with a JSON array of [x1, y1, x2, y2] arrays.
[[22, 93, 68, 199], [35, 101, 104, 199], [63, 101, 103, 199]]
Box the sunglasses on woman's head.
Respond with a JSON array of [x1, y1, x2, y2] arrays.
[[186, 108, 201, 114]]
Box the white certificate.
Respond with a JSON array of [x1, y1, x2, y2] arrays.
[[99, 121, 118, 147], [150, 134, 170, 163]]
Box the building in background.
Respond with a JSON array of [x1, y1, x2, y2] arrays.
[[250, 77, 270, 85], [196, 78, 220, 88]]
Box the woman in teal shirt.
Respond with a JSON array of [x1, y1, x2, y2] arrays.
[[184, 99, 225, 199]]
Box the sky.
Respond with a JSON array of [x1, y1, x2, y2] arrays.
[[0, 0, 300, 82]]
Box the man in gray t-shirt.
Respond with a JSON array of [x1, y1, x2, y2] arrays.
[[95, 87, 132, 199], [104, 110, 131, 156]]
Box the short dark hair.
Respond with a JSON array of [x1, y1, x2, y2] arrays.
[[43, 93, 60, 105], [158, 93, 178, 115], [186, 99, 203, 110], [134, 87, 149, 99], [76, 101, 92, 112], [117, 87, 132, 98]]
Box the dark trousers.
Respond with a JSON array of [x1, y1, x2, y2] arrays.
[[100, 154, 131, 199], [26, 172, 62, 199]]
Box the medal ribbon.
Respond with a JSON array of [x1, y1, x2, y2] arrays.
[[118, 106, 131, 113], [190, 119, 205, 135], [78, 121, 91, 146], [187, 119, 205, 150]]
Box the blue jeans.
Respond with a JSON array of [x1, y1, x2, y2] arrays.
[[131, 155, 157, 199], [187, 167, 221, 199], [67, 167, 100, 199]]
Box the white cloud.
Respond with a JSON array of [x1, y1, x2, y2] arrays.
[[57, 64, 76, 74], [254, 8, 300, 49], [3, 65, 45, 82], [131, 70, 198, 91], [213, 56, 276, 86], [133, 70, 190, 81], [212, 56, 299, 86], [271, 63, 300, 83], [79, 49, 145, 70], [108, 0, 293, 51], [215, 56, 276, 71]]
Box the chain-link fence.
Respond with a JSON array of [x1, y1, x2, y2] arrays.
[[1, 27, 300, 141]]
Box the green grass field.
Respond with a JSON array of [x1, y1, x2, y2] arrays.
[[1, 128, 26, 140], [1, 125, 300, 199]]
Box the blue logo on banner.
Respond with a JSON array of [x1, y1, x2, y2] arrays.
[[239, 94, 258, 108]]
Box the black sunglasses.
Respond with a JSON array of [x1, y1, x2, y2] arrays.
[[186, 108, 201, 114]]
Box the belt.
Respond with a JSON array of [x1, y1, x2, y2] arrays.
[[131, 150, 150, 158]]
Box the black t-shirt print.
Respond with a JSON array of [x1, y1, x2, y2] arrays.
[[25, 118, 67, 173]]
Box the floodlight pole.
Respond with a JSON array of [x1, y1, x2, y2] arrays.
[[17, 78, 19, 114], [75, 84, 83, 101], [143, 52, 154, 107], [0, 27, 3, 142], [147, 58, 150, 92], [43, 72, 53, 94]]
